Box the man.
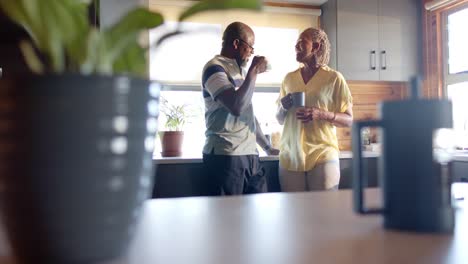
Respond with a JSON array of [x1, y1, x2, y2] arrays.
[[201, 21, 279, 196]]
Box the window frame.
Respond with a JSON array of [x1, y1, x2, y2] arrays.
[[441, 3, 468, 142], [442, 2, 468, 94]]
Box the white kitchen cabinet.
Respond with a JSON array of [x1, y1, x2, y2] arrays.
[[321, 0, 419, 81]]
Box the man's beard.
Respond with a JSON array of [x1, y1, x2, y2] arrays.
[[236, 55, 249, 68], [240, 59, 248, 68]]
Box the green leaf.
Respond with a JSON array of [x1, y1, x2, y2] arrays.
[[1, 0, 90, 72], [179, 0, 262, 22], [106, 8, 163, 45], [160, 97, 193, 131], [0, 1, 27, 24], [54, 0, 90, 68], [40, 0, 89, 71], [0, 1, 44, 51], [101, 8, 162, 73], [80, 28, 101, 74], [18, 0, 45, 47], [112, 42, 147, 77], [39, 2, 65, 72], [19, 40, 44, 74]]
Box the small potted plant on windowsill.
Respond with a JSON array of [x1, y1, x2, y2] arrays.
[[0, 0, 262, 263], [159, 97, 192, 157]]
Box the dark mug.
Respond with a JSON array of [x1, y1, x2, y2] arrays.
[[290, 92, 305, 108], [352, 97, 455, 233]]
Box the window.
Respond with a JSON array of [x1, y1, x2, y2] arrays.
[[248, 26, 299, 86], [153, 91, 282, 157], [150, 22, 222, 84], [149, 3, 319, 156], [444, 5, 468, 149], [446, 7, 468, 74], [154, 91, 205, 157], [150, 23, 300, 86]]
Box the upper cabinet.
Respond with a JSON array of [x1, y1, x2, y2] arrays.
[[321, 0, 419, 82]]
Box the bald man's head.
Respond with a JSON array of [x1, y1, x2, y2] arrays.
[[221, 22, 255, 67], [222, 22, 254, 48]]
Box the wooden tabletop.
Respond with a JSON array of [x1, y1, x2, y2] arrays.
[[1, 189, 467, 264]]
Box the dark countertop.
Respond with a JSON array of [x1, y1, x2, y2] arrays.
[[152, 151, 381, 164], [152, 150, 468, 164]]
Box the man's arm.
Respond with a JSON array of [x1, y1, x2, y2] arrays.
[[255, 118, 279, 155], [216, 56, 268, 116], [276, 104, 288, 125], [276, 93, 292, 125]]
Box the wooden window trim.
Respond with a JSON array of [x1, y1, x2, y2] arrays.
[[422, 0, 468, 98], [264, 1, 321, 10]]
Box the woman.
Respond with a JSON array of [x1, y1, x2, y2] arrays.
[[276, 27, 353, 191]]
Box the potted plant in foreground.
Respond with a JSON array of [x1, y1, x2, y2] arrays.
[[0, 0, 262, 263], [159, 97, 192, 157]]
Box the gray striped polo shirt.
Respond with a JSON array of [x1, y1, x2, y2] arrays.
[[201, 55, 257, 156]]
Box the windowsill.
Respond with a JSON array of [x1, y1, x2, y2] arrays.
[[159, 82, 282, 93], [152, 151, 381, 164], [454, 150, 468, 161]]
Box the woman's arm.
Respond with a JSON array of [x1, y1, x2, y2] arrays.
[[296, 104, 353, 127], [330, 104, 353, 127]]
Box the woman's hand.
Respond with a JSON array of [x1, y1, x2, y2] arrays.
[[296, 107, 334, 123], [280, 93, 293, 110]]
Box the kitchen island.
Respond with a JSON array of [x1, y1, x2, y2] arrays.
[[1, 189, 466, 264]]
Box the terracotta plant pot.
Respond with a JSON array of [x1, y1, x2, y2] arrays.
[[159, 131, 184, 157], [0, 74, 160, 263]]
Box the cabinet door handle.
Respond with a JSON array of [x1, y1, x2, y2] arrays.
[[370, 50, 376, 70], [381, 50, 387, 70]]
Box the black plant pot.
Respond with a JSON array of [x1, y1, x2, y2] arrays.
[[0, 74, 160, 263]]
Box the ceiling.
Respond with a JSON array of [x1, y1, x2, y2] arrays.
[[265, 0, 328, 6]]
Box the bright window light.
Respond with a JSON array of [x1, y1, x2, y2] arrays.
[[150, 23, 300, 86], [447, 82, 468, 148], [247, 26, 300, 85], [150, 22, 222, 83], [445, 6, 468, 149], [448, 8, 468, 74]]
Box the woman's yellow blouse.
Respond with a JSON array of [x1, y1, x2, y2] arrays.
[[277, 66, 353, 172]]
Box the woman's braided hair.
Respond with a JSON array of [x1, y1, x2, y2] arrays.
[[303, 27, 331, 66]]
